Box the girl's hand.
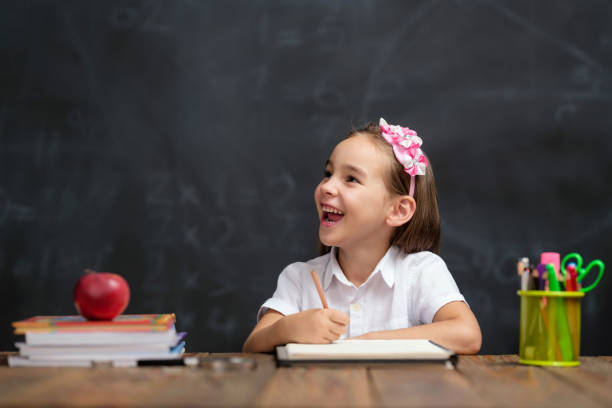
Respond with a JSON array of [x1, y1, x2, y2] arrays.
[[282, 308, 349, 344]]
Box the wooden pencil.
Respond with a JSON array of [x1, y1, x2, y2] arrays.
[[310, 270, 328, 309]]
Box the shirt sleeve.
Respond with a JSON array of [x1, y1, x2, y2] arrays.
[[257, 264, 302, 321], [412, 254, 466, 325]]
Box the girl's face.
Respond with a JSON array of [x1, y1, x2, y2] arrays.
[[314, 134, 396, 251]]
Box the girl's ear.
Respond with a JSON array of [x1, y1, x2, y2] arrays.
[[386, 195, 416, 227]]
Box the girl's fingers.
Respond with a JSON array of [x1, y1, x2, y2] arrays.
[[329, 324, 346, 336], [326, 309, 350, 325]]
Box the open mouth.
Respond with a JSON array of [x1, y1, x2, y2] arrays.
[[321, 205, 345, 226]]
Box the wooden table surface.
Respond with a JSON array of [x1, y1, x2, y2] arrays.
[[1, 353, 611, 407]]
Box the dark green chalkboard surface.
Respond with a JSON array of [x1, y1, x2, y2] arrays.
[[1, 0, 611, 354]]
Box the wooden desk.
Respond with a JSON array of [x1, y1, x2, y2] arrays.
[[1, 353, 611, 407]]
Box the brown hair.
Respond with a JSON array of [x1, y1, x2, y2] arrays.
[[319, 122, 441, 255]]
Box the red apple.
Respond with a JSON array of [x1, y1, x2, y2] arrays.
[[73, 269, 130, 320]]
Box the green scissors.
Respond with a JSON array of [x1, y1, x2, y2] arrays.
[[561, 253, 605, 293]]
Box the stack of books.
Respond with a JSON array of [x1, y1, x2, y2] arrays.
[[9, 314, 185, 367]]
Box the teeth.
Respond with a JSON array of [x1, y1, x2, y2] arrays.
[[322, 205, 344, 215]]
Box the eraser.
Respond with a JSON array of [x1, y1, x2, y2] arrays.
[[540, 252, 560, 272]]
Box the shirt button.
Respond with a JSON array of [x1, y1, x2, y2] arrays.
[[350, 303, 361, 312]]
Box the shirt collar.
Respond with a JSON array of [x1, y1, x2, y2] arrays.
[[323, 246, 397, 290]]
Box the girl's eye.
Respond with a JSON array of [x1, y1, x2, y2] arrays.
[[347, 175, 359, 183], [324, 170, 332, 178]]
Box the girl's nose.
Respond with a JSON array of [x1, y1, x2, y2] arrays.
[[320, 177, 338, 196]]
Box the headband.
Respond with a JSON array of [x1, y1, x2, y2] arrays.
[[379, 118, 428, 197]]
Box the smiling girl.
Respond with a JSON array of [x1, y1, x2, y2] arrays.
[[243, 119, 481, 354]]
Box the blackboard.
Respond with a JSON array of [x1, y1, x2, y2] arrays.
[[1, 0, 611, 355]]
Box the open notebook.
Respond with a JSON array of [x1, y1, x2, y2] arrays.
[[276, 339, 457, 367]]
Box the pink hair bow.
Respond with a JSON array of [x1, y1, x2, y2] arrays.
[[379, 118, 428, 196]]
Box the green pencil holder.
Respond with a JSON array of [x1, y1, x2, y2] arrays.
[[517, 290, 584, 367]]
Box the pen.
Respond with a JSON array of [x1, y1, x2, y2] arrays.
[[545, 263, 573, 360], [566, 263, 578, 291], [310, 270, 328, 309], [546, 264, 561, 292], [537, 264, 547, 291], [518, 257, 530, 291]]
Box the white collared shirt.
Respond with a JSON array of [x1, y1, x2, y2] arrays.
[[258, 246, 466, 338]]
